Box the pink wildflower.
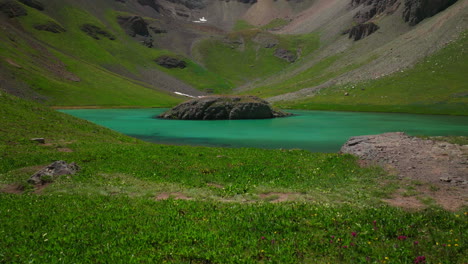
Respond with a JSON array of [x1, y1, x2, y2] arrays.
[[414, 256, 426, 263]]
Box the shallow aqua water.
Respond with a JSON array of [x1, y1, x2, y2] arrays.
[[60, 109, 468, 152]]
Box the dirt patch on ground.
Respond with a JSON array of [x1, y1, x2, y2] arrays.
[[155, 192, 192, 201], [207, 183, 224, 189], [259, 192, 303, 203], [1, 184, 24, 194], [1, 182, 52, 194], [57, 147, 73, 152], [342, 132, 468, 211]]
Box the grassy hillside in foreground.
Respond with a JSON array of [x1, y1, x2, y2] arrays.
[[1, 91, 467, 263], [277, 32, 468, 115]]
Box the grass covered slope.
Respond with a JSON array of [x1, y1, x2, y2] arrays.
[[194, 27, 320, 87], [1, 92, 467, 263], [276, 32, 468, 115], [0, 1, 233, 106]]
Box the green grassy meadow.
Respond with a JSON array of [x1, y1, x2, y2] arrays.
[[1, 89, 467, 263]]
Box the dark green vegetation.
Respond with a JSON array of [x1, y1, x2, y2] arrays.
[[1, 86, 467, 263], [277, 32, 468, 115]]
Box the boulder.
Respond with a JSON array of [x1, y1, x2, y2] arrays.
[[403, 0, 458, 26], [28, 161, 80, 185], [155, 55, 187, 69], [34, 21, 66, 33], [80, 24, 116, 40], [274, 48, 297, 63], [348, 22, 379, 41], [158, 95, 291, 120], [0, 1, 27, 18], [18, 0, 44, 11], [118, 16, 149, 37]]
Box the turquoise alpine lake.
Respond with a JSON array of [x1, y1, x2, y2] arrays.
[[60, 109, 468, 152]]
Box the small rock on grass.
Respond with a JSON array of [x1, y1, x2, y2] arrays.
[[28, 161, 80, 185]]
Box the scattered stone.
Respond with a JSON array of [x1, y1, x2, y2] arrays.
[[0, 1, 27, 18], [253, 33, 279, 48], [158, 95, 292, 120], [30, 138, 45, 144], [348, 22, 379, 41], [18, 0, 44, 11], [80, 24, 116, 40], [34, 21, 66, 33], [274, 48, 297, 63], [28, 161, 80, 185], [344, 92, 350, 96], [439, 177, 451, 182], [150, 26, 167, 34], [341, 132, 468, 188], [155, 55, 187, 69]]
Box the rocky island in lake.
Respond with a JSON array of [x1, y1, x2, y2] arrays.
[[158, 95, 291, 120]]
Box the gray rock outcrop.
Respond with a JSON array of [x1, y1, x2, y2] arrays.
[[274, 48, 297, 63], [158, 95, 291, 120], [34, 21, 66, 33], [80, 24, 116, 40], [403, 0, 458, 26], [155, 55, 187, 69], [0, 1, 27, 18], [28, 161, 80, 185], [348, 22, 380, 41], [18, 0, 44, 11]]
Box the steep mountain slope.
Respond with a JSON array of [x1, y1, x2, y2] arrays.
[[0, 0, 466, 114]]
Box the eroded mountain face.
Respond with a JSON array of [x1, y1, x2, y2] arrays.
[[403, 0, 459, 25]]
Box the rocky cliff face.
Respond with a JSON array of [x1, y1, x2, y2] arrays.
[[403, 0, 458, 25], [348, 22, 380, 41], [352, 0, 400, 24], [158, 96, 291, 120]]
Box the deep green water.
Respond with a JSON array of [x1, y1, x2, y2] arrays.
[[60, 109, 468, 152]]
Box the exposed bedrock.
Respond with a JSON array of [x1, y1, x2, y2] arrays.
[[403, 0, 459, 26], [18, 0, 44, 11], [80, 24, 116, 40], [155, 55, 187, 69], [352, 0, 400, 23], [341, 132, 468, 186], [0, 1, 27, 18], [158, 95, 291, 120], [34, 21, 66, 33], [118, 16, 150, 37], [348, 22, 380, 41]]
